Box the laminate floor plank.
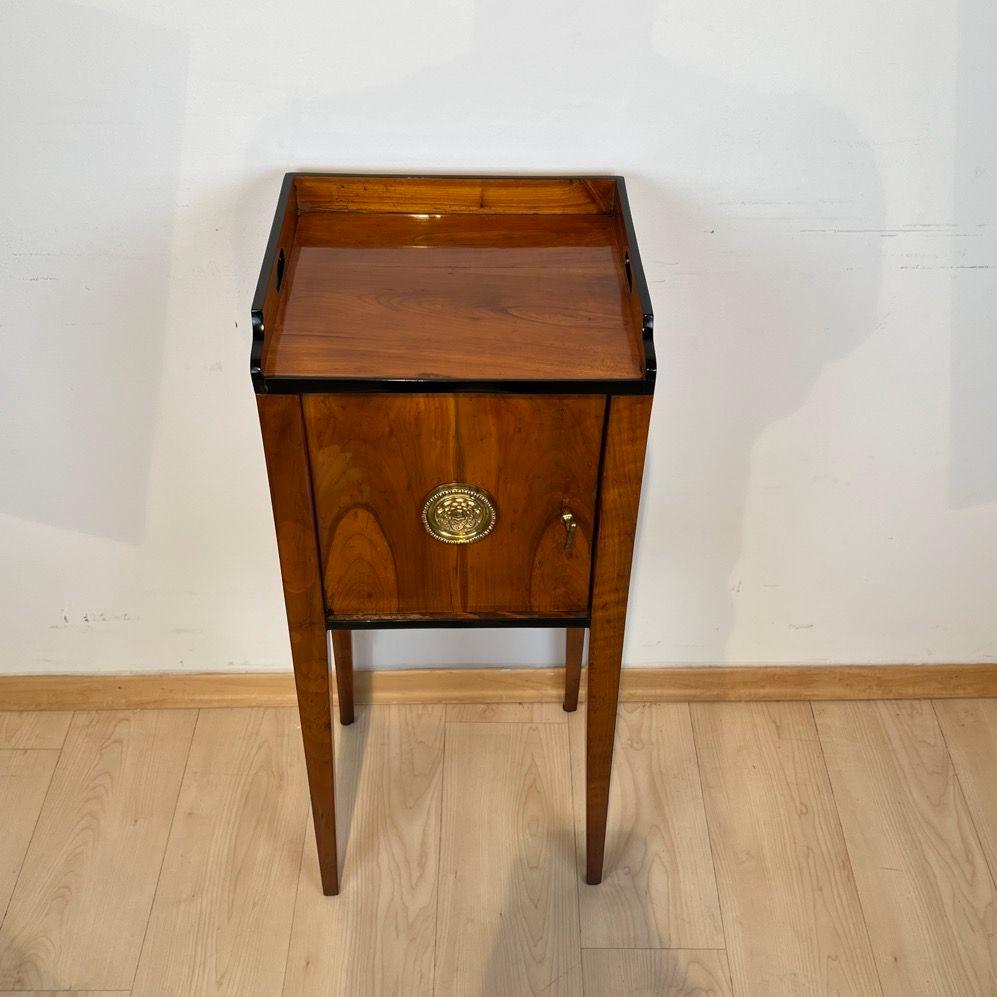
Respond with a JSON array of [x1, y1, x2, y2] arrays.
[[435, 721, 582, 995], [0, 713, 72, 750], [447, 702, 568, 723], [2, 696, 994, 997], [581, 949, 733, 996], [815, 700, 997, 996], [692, 702, 880, 996], [283, 705, 445, 996], [569, 704, 723, 949], [0, 750, 59, 920], [132, 708, 308, 997], [0, 992, 130, 996], [934, 699, 997, 879], [0, 711, 196, 991]]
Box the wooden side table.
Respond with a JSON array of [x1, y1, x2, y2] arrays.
[[252, 174, 654, 895]]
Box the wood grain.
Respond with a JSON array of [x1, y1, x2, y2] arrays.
[[619, 663, 997, 702], [3, 664, 995, 712], [815, 700, 997, 995], [563, 628, 585, 713], [581, 949, 733, 997], [586, 394, 652, 884], [0, 674, 301, 710], [0, 750, 58, 920], [4, 698, 997, 996], [693, 703, 880, 995], [935, 699, 997, 876], [569, 705, 723, 949], [266, 240, 642, 382], [331, 630, 354, 725], [284, 705, 445, 995], [435, 722, 581, 994], [0, 713, 72, 749], [132, 708, 308, 997], [259, 393, 339, 894], [0, 992, 130, 996], [305, 394, 604, 617], [292, 175, 617, 214], [295, 209, 623, 248], [446, 702, 568, 723], [255, 175, 656, 389], [0, 711, 196, 991]]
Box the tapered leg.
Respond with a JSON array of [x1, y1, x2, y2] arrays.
[[258, 394, 339, 896], [332, 630, 355, 725], [586, 395, 652, 885], [563, 628, 585, 712]]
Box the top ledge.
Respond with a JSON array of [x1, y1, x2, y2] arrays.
[[251, 174, 654, 394]]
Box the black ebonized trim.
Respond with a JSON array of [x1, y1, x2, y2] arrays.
[[586, 395, 614, 616], [289, 170, 623, 186], [261, 375, 650, 396], [326, 615, 590, 631], [250, 172, 295, 393], [613, 178, 656, 391]]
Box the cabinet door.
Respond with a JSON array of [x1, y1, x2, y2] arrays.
[[304, 394, 605, 618]]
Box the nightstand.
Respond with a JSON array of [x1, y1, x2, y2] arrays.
[[252, 174, 654, 895]]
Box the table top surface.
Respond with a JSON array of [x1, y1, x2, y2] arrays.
[[253, 175, 654, 392]]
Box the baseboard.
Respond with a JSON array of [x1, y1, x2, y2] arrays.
[[619, 663, 997, 702], [1, 663, 995, 710]]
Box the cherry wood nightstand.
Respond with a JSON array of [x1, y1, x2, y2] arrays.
[[252, 174, 654, 895]]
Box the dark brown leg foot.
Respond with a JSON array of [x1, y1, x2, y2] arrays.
[[585, 649, 618, 885], [332, 630, 355, 726], [563, 627, 585, 712]]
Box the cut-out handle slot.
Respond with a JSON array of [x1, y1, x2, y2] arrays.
[[624, 251, 633, 292], [275, 248, 286, 292]]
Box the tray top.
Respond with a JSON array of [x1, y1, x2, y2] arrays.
[[251, 175, 654, 393]]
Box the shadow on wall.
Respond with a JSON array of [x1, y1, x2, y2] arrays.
[[240, 0, 885, 665], [950, 0, 997, 507], [641, 148, 884, 664], [0, 0, 187, 543]]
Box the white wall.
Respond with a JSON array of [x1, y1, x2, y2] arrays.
[[2, 0, 995, 674]]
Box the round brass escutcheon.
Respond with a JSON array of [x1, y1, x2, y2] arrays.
[[421, 483, 497, 544]]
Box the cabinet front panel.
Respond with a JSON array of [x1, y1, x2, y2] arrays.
[[304, 394, 605, 617]]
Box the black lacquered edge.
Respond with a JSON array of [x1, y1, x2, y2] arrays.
[[250, 172, 655, 396], [327, 614, 589, 631], [614, 177, 656, 391], [586, 397, 614, 616], [250, 172, 295, 393], [262, 375, 650, 396], [286, 170, 624, 189]]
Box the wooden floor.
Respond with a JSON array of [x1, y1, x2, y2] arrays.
[[0, 699, 995, 995]]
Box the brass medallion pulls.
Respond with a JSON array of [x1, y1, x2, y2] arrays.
[[421, 483, 497, 544]]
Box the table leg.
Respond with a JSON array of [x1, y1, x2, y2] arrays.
[[586, 395, 652, 885], [332, 630, 355, 725], [258, 394, 340, 896], [563, 628, 585, 712]]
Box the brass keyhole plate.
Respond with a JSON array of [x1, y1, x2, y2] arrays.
[[421, 483, 497, 544]]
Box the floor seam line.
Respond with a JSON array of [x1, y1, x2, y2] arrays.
[[431, 715, 450, 996], [810, 701, 886, 997], [0, 717, 69, 934], [688, 703, 736, 991], [129, 707, 200, 992]]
